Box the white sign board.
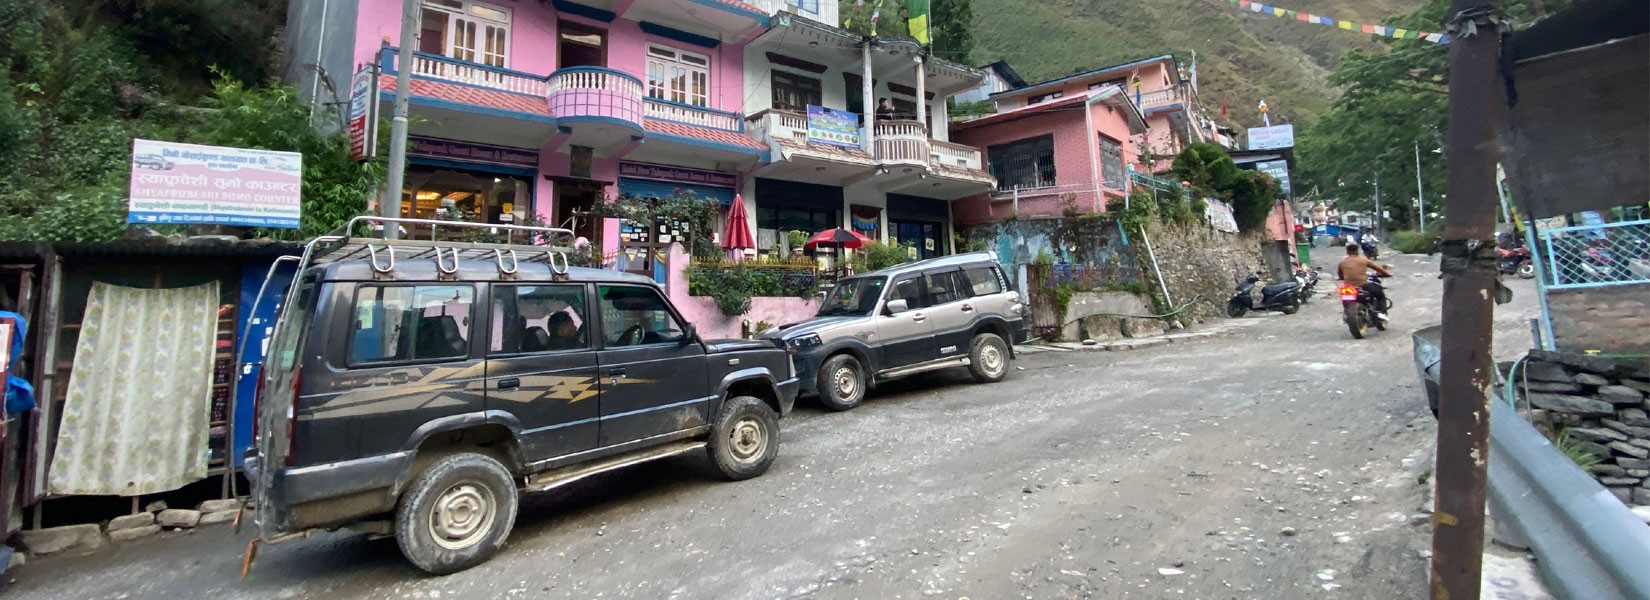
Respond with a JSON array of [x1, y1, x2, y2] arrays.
[[1247, 124, 1295, 150], [347, 67, 379, 162], [1205, 198, 1239, 233], [127, 139, 303, 229]]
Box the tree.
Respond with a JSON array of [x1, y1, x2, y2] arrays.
[[1295, 0, 1570, 230], [1171, 142, 1278, 233], [931, 0, 975, 65]]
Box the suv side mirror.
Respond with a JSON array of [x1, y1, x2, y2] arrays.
[[885, 299, 910, 315], [679, 323, 698, 346]]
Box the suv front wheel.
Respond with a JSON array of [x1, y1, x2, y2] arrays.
[[967, 333, 1010, 383], [817, 354, 867, 411], [707, 396, 780, 480], [394, 453, 519, 575]]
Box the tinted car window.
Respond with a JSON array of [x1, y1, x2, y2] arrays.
[[887, 276, 927, 310], [963, 266, 1003, 296], [599, 285, 686, 346], [923, 270, 970, 305], [348, 285, 474, 364], [492, 285, 588, 354]]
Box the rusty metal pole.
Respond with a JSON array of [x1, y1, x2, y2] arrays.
[[1430, 0, 1503, 598]]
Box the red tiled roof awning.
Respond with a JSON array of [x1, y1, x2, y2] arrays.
[[379, 74, 551, 119], [646, 119, 767, 151]]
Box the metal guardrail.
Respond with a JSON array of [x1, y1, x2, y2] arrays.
[[1487, 399, 1650, 600], [1539, 218, 1650, 289]]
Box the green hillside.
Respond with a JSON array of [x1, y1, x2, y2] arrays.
[[968, 0, 1426, 127]]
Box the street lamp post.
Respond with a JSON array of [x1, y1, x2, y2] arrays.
[[381, 0, 419, 240]]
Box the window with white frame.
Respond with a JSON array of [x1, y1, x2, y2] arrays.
[[646, 45, 710, 107], [787, 0, 820, 14], [418, 0, 511, 68]]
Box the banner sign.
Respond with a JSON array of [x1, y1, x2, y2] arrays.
[[347, 67, 379, 162], [1256, 160, 1292, 197], [1205, 198, 1239, 233], [1228, 0, 1450, 44], [1247, 124, 1295, 150], [128, 139, 303, 228], [806, 105, 861, 148], [408, 137, 538, 169], [618, 162, 737, 188]]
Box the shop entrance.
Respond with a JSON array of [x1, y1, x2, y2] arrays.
[[553, 181, 605, 244], [401, 167, 532, 240]]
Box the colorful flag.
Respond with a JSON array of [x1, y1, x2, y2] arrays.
[[1220, 98, 1228, 117], [1296, 11, 1310, 21], [1361, 24, 1374, 34], [1338, 20, 1354, 30], [907, 0, 929, 45]]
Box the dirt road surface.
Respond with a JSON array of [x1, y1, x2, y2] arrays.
[[2, 252, 1540, 599]]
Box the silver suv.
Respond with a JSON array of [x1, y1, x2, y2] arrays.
[[763, 252, 1027, 411]]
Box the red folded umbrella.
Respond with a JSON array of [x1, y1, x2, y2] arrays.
[[805, 228, 870, 249], [720, 194, 755, 252]]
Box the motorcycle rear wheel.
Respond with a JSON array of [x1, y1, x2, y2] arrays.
[[1344, 303, 1366, 339], [1227, 302, 1248, 318], [1517, 262, 1536, 279]]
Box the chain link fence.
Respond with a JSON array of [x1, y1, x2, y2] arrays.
[[1539, 219, 1650, 289]]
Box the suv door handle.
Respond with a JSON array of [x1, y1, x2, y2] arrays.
[[960, 303, 975, 312], [607, 367, 627, 384], [497, 378, 520, 390], [910, 313, 927, 322]]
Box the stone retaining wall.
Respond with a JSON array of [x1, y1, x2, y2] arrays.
[[1516, 350, 1650, 508]]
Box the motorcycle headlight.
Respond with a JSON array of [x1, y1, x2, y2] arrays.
[[785, 334, 823, 353]]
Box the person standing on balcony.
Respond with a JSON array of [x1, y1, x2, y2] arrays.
[[876, 98, 896, 121]]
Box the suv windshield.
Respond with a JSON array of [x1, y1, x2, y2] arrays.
[[818, 277, 887, 317]]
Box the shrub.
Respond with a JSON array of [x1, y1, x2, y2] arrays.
[[850, 241, 915, 273], [1389, 230, 1434, 255]]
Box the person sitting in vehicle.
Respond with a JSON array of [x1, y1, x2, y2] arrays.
[[1337, 243, 1393, 321], [546, 311, 582, 350]]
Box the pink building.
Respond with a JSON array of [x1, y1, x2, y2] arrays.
[[946, 55, 1211, 226], [288, 0, 772, 278], [949, 86, 1147, 223]]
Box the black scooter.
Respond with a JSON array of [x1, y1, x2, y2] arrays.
[[1227, 273, 1302, 317]]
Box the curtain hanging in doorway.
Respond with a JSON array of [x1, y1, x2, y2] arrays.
[[49, 282, 219, 496]]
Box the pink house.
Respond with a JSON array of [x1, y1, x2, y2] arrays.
[[950, 86, 1147, 223], [946, 55, 1210, 226], [287, 0, 771, 274]]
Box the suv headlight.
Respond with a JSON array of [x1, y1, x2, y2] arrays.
[[785, 334, 823, 353]]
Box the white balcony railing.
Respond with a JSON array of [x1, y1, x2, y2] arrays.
[[400, 50, 548, 96], [930, 140, 983, 171], [644, 99, 741, 132], [750, 109, 831, 146], [874, 119, 930, 165], [547, 67, 645, 126], [1136, 88, 1183, 110]]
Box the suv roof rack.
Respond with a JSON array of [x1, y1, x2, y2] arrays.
[[304, 216, 578, 276]]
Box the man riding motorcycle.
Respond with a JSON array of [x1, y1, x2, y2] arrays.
[[1337, 243, 1393, 321]]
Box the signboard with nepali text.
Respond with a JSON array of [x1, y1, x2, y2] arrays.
[[127, 139, 303, 228], [347, 67, 379, 162], [1246, 124, 1295, 150], [806, 105, 861, 148], [1205, 198, 1239, 233]]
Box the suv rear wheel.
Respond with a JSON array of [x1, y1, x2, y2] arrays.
[[817, 354, 866, 411], [707, 396, 780, 480], [967, 333, 1010, 383], [394, 453, 518, 574]]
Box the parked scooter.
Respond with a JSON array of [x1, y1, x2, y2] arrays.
[[1227, 273, 1302, 317], [1341, 274, 1391, 339], [1496, 245, 1535, 279]]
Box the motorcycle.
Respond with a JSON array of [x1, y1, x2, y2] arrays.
[[1341, 274, 1391, 339], [1293, 265, 1321, 304], [1580, 242, 1617, 283], [1360, 239, 1380, 260], [1227, 273, 1302, 318], [1496, 245, 1535, 279]]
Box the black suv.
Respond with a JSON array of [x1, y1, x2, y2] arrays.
[[247, 219, 797, 574]]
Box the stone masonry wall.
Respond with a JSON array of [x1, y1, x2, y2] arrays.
[[1142, 222, 1269, 324], [1516, 350, 1650, 509], [1546, 282, 1650, 356]]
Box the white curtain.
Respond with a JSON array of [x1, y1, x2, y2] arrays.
[[49, 282, 219, 496]]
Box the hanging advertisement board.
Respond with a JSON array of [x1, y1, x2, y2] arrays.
[[807, 105, 861, 148], [347, 66, 379, 162]]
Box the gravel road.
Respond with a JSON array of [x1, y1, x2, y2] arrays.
[[2, 252, 1540, 599]]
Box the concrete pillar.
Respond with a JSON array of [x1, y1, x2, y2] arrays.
[[915, 55, 927, 131], [861, 41, 875, 154]]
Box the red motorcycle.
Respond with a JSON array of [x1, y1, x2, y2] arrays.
[[1496, 245, 1535, 279]]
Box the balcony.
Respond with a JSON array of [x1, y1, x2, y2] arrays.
[[1136, 88, 1186, 111], [874, 120, 931, 168], [404, 51, 548, 96], [378, 48, 556, 148], [547, 66, 645, 153], [644, 98, 742, 133], [930, 140, 983, 171]]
